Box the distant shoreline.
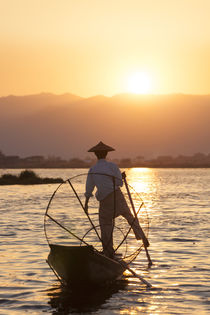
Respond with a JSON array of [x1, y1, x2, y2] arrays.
[[1, 151, 210, 169], [1, 165, 210, 169], [0, 170, 63, 185]]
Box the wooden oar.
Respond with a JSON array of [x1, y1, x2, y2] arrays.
[[126, 266, 152, 288], [119, 260, 152, 288], [123, 174, 152, 267]]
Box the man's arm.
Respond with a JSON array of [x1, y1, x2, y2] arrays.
[[84, 172, 95, 214], [84, 196, 90, 214]]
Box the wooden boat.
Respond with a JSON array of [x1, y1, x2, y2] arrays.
[[47, 244, 126, 286]]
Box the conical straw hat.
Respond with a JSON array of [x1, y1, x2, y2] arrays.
[[88, 141, 115, 152]]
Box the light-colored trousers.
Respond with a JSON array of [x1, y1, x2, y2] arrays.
[[99, 189, 142, 257]]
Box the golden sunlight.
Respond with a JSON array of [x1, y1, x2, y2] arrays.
[[126, 71, 153, 94]]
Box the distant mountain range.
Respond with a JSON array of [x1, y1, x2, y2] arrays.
[[0, 93, 210, 159]]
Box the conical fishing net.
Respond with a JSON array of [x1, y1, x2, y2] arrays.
[[44, 173, 149, 264]]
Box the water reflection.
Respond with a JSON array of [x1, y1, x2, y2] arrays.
[[47, 279, 128, 313], [127, 168, 154, 193], [0, 169, 209, 314], [127, 168, 159, 213]]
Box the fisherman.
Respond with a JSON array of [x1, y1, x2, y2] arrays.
[[84, 141, 148, 259]]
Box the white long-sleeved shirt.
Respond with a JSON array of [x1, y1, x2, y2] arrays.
[[85, 159, 123, 201]]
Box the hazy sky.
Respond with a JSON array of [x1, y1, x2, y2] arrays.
[[1, 0, 210, 97]]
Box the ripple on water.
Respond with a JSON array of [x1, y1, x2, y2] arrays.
[[0, 168, 210, 314]]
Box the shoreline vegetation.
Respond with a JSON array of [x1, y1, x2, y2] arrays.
[[1, 151, 210, 168], [0, 170, 63, 185]]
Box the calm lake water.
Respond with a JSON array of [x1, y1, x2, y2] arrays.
[[0, 168, 209, 314]]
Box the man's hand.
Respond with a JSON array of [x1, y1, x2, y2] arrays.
[[84, 197, 89, 214], [121, 171, 126, 179]]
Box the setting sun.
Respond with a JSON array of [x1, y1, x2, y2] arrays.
[[126, 71, 153, 94]]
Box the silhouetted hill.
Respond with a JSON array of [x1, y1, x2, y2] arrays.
[[0, 93, 210, 158], [0, 93, 83, 119]]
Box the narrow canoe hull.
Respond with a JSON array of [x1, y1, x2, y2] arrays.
[[47, 244, 126, 286]]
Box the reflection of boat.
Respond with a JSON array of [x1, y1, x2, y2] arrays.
[[47, 244, 125, 286], [47, 278, 128, 313]]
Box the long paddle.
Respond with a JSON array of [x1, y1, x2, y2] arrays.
[[125, 265, 152, 287], [117, 259, 152, 287], [123, 174, 152, 267]]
